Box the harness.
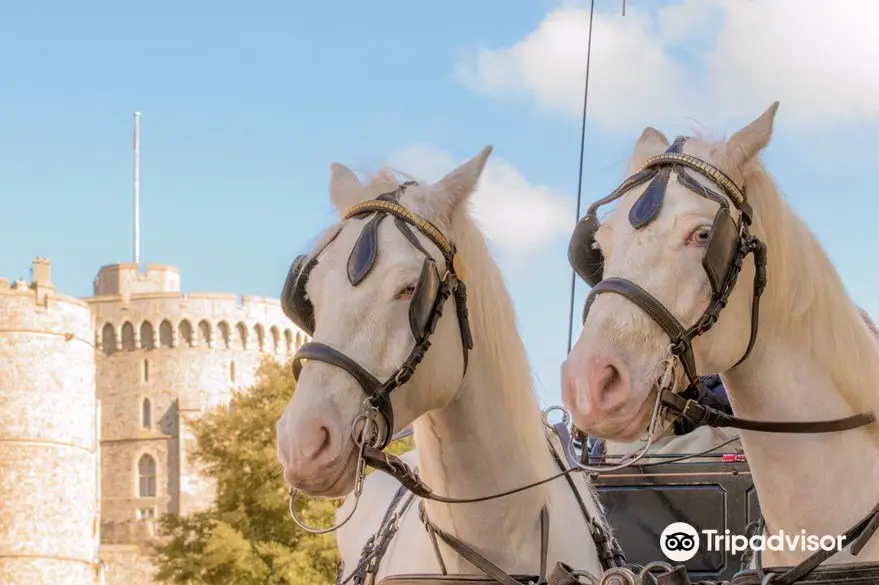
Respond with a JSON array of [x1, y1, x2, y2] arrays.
[[565, 137, 879, 584], [281, 183, 627, 584]]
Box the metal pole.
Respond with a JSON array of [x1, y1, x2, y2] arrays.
[[566, 0, 596, 355], [133, 111, 141, 267]]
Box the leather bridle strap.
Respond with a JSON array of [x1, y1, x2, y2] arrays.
[[291, 194, 473, 451], [584, 278, 700, 381], [340, 483, 417, 585], [756, 497, 879, 585], [660, 390, 876, 434], [417, 502, 551, 585], [293, 341, 396, 443]]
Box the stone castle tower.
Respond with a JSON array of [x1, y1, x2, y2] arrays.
[[0, 258, 306, 585], [0, 258, 99, 585]]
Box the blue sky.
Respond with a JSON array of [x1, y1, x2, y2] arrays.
[[2, 0, 877, 407]]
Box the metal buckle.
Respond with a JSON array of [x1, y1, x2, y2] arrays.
[[681, 398, 701, 420]]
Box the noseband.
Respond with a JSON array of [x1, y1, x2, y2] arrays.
[[281, 182, 473, 450], [568, 136, 874, 435]]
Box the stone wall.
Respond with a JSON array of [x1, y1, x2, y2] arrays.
[[85, 286, 306, 554], [0, 280, 99, 585], [99, 544, 156, 585]]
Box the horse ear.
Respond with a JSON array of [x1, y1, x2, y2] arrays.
[[329, 162, 365, 215], [424, 145, 492, 227], [723, 102, 779, 176], [628, 127, 670, 174]]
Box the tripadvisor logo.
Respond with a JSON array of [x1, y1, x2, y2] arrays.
[[660, 522, 700, 562], [659, 522, 847, 562]]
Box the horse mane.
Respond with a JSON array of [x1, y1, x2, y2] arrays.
[[689, 135, 879, 418], [439, 190, 556, 475]]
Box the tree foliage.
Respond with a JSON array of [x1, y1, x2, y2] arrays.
[[154, 357, 414, 584]]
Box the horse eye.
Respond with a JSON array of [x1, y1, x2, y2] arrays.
[[395, 284, 416, 300], [688, 226, 712, 247]]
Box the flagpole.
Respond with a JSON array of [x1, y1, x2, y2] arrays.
[[133, 111, 141, 267]]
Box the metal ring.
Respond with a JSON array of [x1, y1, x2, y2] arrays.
[[566, 387, 665, 474], [288, 487, 360, 535], [597, 567, 637, 585], [352, 411, 377, 448], [542, 405, 570, 426], [638, 561, 674, 578]]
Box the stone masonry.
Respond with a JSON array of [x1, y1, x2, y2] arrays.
[[0, 258, 100, 585], [0, 258, 307, 585]]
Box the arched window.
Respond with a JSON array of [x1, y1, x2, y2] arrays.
[[179, 320, 193, 347], [102, 323, 117, 355], [198, 320, 212, 348], [138, 454, 156, 497], [121, 322, 136, 351], [218, 321, 231, 348], [142, 398, 152, 429], [236, 323, 248, 349], [230, 360, 236, 383], [284, 329, 293, 354], [270, 326, 280, 353], [140, 321, 155, 350], [159, 320, 173, 348], [254, 324, 265, 351]]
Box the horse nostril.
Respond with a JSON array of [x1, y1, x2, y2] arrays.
[[303, 423, 333, 461], [601, 365, 621, 395], [588, 357, 630, 409]]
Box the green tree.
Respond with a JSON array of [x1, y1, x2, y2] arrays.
[[154, 357, 414, 585]]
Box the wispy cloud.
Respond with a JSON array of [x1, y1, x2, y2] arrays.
[[453, 0, 879, 132], [390, 143, 574, 259]]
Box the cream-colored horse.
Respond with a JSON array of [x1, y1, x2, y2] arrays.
[[562, 102, 879, 568], [276, 148, 610, 582]]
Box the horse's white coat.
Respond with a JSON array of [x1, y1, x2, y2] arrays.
[[278, 148, 608, 582], [562, 102, 879, 567]]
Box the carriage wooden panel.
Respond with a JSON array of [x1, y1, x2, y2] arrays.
[[593, 460, 758, 582]]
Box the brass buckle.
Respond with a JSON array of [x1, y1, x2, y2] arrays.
[[682, 398, 701, 420]]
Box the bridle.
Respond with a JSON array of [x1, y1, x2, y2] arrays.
[[567, 136, 875, 437], [563, 137, 879, 585], [280, 182, 628, 584], [282, 182, 473, 454]]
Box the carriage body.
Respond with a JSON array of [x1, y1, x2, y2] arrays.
[[593, 458, 759, 582]]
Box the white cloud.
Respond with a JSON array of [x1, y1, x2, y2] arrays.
[[390, 143, 573, 256], [454, 0, 879, 131]]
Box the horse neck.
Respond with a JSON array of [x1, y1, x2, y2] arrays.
[[721, 167, 879, 563], [411, 213, 559, 562]]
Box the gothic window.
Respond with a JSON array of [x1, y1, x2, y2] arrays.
[[138, 454, 156, 497]]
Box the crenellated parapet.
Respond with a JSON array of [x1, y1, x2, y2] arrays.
[[85, 292, 307, 357]]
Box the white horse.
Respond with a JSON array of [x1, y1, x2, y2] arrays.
[[276, 147, 612, 583], [561, 102, 879, 569]]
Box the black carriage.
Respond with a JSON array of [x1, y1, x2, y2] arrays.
[[590, 455, 759, 583]]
